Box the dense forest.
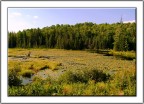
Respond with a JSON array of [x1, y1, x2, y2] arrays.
[[8, 22, 136, 51]]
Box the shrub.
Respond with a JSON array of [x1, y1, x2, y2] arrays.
[[58, 70, 86, 84], [9, 76, 61, 96], [83, 69, 110, 82], [8, 68, 22, 86], [58, 68, 110, 84], [112, 68, 136, 95]]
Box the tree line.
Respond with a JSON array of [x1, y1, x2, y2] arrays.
[[8, 22, 136, 51]]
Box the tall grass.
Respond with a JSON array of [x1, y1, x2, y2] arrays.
[[8, 67, 136, 96], [8, 49, 136, 96], [87, 49, 136, 60], [108, 50, 136, 60], [20, 70, 35, 78]]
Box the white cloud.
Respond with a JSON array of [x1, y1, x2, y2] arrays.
[[8, 12, 40, 32], [123, 20, 135, 23], [8, 15, 37, 32], [26, 14, 31, 18], [8, 19, 34, 32], [12, 12, 21, 16], [33, 16, 38, 19], [9, 12, 22, 18]]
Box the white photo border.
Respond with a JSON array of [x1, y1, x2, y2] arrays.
[[1, 1, 143, 103]]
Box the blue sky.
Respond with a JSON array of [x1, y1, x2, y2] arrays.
[[8, 8, 135, 32]]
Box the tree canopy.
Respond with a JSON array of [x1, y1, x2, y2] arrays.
[[8, 22, 136, 51]]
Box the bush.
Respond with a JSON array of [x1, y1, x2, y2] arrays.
[[58, 70, 86, 84], [8, 68, 22, 86], [112, 68, 136, 95], [83, 69, 110, 82], [58, 68, 110, 84], [9, 76, 62, 96]]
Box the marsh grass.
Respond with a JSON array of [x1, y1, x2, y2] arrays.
[[8, 49, 136, 96], [8, 61, 61, 79], [9, 66, 136, 96], [9, 59, 61, 71], [87, 49, 136, 60], [108, 50, 136, 60], [20, 70, 35, 78]]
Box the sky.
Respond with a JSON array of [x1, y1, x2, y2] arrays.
[[8, 8, 136, 32]]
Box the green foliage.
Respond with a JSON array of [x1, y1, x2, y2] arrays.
[[84, 69, 110, 82], [58, 68, 110, 84], [8, 67, 22, 86], [113, 23, 136, 51], [9, 77, 62, 96], [8, 22, 136, 51], [58, 70, 87, 83], [8, 67, 136, 96]]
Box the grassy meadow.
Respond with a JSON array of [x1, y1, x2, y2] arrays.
[[8, 48, 136, 96]]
